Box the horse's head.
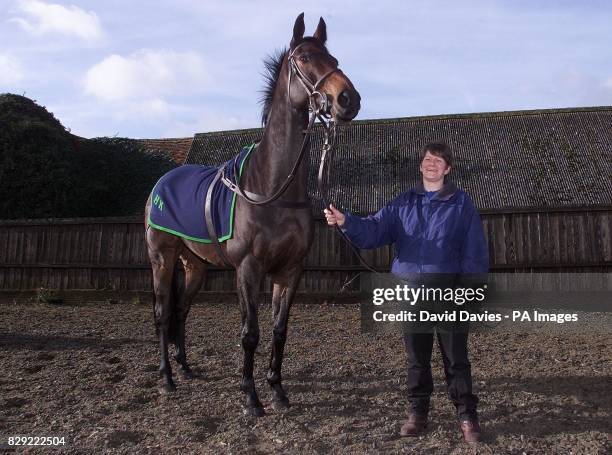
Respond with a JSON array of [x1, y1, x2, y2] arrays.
[[287, 13, 360, 123]]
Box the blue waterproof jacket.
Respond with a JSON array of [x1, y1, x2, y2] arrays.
[[342, 182, 489, 277]]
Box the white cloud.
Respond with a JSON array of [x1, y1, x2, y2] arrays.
[[11, 0, 103, 41], [83, 49, 211, 104], [0, 53, 24, 85], [4, 0, 610, 138]]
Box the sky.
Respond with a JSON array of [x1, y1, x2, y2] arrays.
[[1, 0, 611, 139]]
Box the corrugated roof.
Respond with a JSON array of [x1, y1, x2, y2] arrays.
[[138, 138, 193, 164], [185, 107, 612, 213]]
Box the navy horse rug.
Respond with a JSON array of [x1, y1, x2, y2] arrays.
[[148, 143, 256, 243]]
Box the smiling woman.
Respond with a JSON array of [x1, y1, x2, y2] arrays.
[[419, 142, 453, 189], [324, 140, 488, 441]]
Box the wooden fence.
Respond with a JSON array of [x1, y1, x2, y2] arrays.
[[0, 207, 611, 301]]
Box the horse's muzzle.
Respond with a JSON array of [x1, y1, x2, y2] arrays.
[[333, 89, 361, 122]]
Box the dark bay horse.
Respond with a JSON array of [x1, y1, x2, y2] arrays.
[[144, 13, 360, 416]]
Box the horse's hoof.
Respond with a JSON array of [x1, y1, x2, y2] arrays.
[[159, 382, 176, 394], [242, 405, 265, 417], [272, 398, 290, 412]]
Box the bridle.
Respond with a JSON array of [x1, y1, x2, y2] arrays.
[[219, 41, 341, 207], [291, 43, 386, 277], [287, 42, 339, 118], [206, 41, 381, 276]]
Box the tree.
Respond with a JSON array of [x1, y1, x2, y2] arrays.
[[0, 94, 176, 219]]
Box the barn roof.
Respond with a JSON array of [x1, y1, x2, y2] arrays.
[[138, 137, 193, 164], [185, 106, 612, 214]]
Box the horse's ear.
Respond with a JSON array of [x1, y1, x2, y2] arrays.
[[313, 17, 327, 44], [291, 12, 305, 48]]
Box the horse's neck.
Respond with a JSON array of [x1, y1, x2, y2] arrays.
[[245, 93, 310, 201]]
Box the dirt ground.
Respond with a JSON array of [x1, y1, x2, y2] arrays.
[[1, 299, 610, 454]]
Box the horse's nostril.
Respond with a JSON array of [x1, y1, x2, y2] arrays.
[[338, 90, 351, 108]]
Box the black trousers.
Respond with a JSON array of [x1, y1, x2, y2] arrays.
[[403, 329, 478, 419]]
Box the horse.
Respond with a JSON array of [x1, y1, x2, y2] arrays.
[[144, 13, 360, 417]]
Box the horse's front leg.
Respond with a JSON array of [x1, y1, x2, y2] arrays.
[[267, 267, 301, 411], [236, 257, 265, 417]]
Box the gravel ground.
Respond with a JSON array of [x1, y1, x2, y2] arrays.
[[1, 300, 610, 454]]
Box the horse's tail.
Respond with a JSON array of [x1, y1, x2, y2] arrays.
[[153, 263, 183, 345]]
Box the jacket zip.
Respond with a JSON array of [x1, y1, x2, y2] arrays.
[[419, 196, 432, 273]]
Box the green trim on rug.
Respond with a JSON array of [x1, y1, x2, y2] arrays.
[[147, 143, 256, 243]]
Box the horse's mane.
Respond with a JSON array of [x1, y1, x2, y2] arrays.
[[260, 48, 287, 126]]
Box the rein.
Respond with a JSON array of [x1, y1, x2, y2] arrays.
[[220, 41, 339, 207]]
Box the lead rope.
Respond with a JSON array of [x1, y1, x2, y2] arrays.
[[316, 132, 414, 298], [316, 121, 388, 282]]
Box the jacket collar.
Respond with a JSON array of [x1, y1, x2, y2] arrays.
[[413, 181, 458, 201]]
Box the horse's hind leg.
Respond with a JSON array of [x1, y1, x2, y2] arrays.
[[236, 256, 265, 417], [147, 232, 180, 393], [267, 266, 301, 411], [173, 249, 206, 378]]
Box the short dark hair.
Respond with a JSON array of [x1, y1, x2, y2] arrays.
[[420, 142, 453, 167]]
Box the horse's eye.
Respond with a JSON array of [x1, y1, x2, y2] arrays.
[[299, 55, 309, 63]]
